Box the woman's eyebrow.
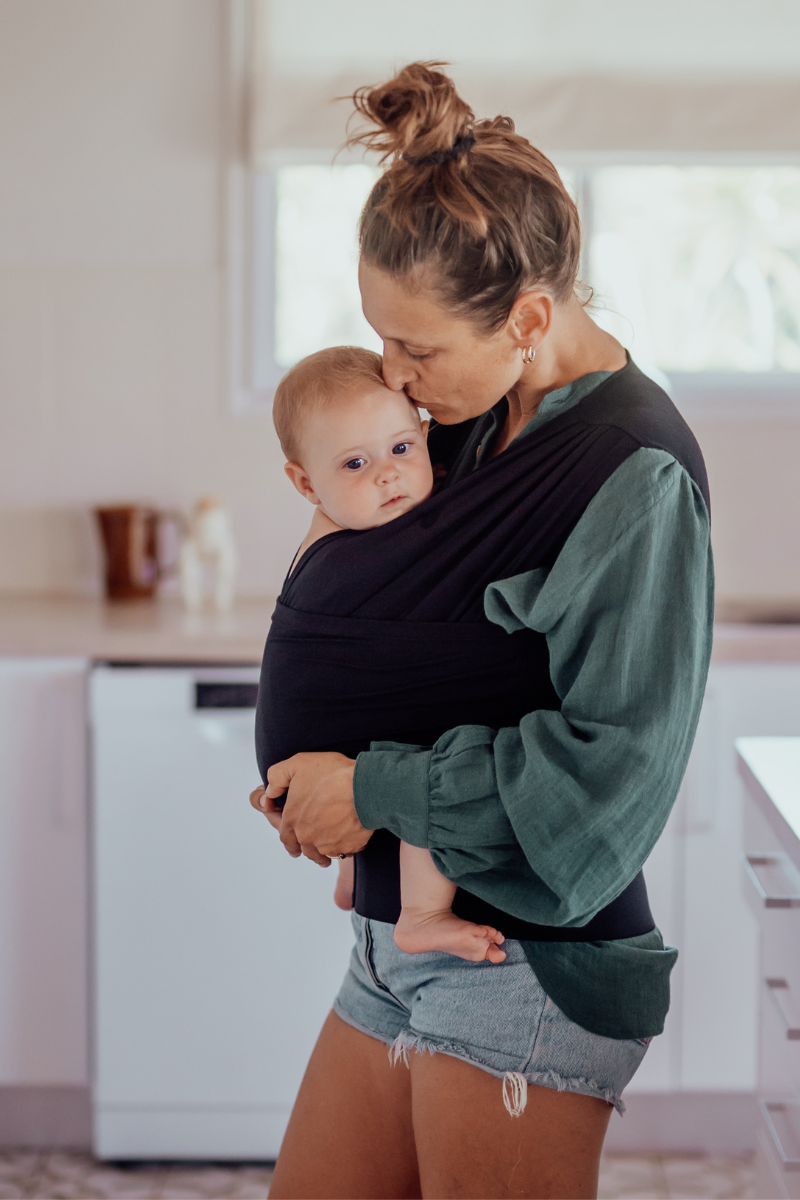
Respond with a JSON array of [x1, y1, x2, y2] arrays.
[[386, 335, 436, 352]]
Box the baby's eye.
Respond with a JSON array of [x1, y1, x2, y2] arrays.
[[392, 443, 410, 456], [344, 457, 366, 471]]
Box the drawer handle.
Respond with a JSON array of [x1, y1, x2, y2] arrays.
[[765, 978, 800, 1040], [760, 1099, 800, 1169], [743, 853, 800, 908]]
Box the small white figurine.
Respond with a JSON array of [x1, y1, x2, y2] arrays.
[[179, 495, 238, 612]]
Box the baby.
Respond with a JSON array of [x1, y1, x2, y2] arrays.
[[269, 345, 505, 965]]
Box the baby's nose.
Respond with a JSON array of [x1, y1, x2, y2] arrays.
[[375, 458, 400, 483]]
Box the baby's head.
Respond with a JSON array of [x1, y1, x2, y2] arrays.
[[273, 347, 433, 530]]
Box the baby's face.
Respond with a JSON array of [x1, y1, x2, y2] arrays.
[[296, 386, 434, 529]]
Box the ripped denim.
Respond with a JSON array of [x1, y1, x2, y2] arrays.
[[334, 914, 651, 1117]]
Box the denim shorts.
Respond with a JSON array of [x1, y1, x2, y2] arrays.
[[333, 914, 651, 1115]]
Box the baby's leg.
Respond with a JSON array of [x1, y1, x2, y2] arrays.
[[334, 856, 354, 911], [393, 843, 505, 963]]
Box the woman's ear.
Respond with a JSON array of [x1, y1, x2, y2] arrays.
[[284, 462, 321, 506], [508, 290, 553, 351]]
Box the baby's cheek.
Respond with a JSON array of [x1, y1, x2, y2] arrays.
[[336, 481, 380, 530]]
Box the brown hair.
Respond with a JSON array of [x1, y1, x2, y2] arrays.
[[273, 345, 385, 461], [347, 62, 581, 332]]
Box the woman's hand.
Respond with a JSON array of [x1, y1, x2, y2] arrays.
[[249, 752, 372, 867]]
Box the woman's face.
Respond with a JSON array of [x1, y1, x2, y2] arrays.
[[359, 261, 527, 425]]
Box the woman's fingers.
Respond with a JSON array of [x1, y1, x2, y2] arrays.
[[299, 845, 332, 868], [253, 752, 371, 863], [266, 758, 293, 799], [249, 785, 268, 812]]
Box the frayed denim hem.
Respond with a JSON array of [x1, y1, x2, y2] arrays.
[[389, 1030, 626, 1117]]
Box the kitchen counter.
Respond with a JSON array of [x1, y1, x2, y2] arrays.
[[738, 736, 800, 867], [1, 595, 800, 664], [0, 595, 275, 663]]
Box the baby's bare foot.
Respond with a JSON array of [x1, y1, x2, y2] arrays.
[[394, 908, 506, 963], [334, 864, 354, 911]]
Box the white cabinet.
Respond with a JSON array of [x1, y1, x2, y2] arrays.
[[630, 664, 800, 1095], [0, 657, 89, 1085]]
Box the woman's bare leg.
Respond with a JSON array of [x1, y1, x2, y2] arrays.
[[410, 1050, 613, 1200], [269, 1010, 421, 1200]]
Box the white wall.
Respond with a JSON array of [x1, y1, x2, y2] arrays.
[[0, 0, 308, 598], [0, 0, 798, 604]]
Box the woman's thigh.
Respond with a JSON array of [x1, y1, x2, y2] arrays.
[[268, 1009, 421, 1200], [410, 1050, 612, 1200]]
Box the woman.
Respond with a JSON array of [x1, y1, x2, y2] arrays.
[[250, 63, 713, 1200]]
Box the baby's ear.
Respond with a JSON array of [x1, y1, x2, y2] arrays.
[[421, 419, 430, 439], [284, 461, 321, 505]]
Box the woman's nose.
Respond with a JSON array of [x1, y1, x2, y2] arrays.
[[381, 344, 417, 393]]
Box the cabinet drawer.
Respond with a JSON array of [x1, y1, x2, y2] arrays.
[[758, 1125, 791, 1200], [743, 853, 800, 917], [761, 909, 800, 1002], [759, 1101, 800, 1199], [762, 979, 800, 1096], [744, 791, 784, 858]]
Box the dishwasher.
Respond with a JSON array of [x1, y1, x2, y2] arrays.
[[91, 664, 354, 1160]]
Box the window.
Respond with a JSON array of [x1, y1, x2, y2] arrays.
[[241, 161, 800, 408], [274, 164, 381, 367], [587, 166, 800, 376]]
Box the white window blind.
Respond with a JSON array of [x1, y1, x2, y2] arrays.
[[250, 0, 800, 161]]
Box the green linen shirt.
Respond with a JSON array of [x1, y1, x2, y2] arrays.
[[353, 368, 714, 1041]]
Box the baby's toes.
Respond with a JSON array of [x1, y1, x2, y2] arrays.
[[486, 944, 507, 964]]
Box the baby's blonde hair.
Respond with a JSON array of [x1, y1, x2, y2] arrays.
[[273, 345, 385, 462]]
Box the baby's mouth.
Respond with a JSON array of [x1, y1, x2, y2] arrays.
[[381, 495, 407, 509]]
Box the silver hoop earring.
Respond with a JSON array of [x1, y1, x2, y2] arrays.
[[521, 346, 536, 365]]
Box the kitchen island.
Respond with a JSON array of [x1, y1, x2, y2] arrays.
[[739, 737, 800, 1198]]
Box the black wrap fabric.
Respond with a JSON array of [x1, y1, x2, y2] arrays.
[[256, 361, 709, 940]]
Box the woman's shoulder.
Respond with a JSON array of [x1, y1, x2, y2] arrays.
[[485, 448, 710, 634], [578, 359, 709, 514]]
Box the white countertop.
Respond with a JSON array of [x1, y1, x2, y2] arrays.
[[1, 595, 800, 665]]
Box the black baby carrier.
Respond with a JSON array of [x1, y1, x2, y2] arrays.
[[256, 361, 709, 941]]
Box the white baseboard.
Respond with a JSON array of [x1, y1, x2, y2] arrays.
[[605, 1091, 757, 1154], [0, 1085, 757, 1157], [94, 1106, 286, 1162]]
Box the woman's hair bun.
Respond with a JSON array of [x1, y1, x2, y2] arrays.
[[348, 61, 474, 163], [349, 62, 583, 330]]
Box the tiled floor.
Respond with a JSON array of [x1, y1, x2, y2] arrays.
[[598, 1153, 755, 1199], [0, 1150, 756, 1199]]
